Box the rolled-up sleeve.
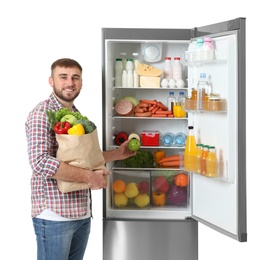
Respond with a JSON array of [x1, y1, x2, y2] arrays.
[[26, 106, 60, 178]]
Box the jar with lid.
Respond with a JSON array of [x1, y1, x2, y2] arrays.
[[172, 57, 182, 80], [190, 88, 197, 110], [114, 58, 123, 87], [163, 57, 173, 80]]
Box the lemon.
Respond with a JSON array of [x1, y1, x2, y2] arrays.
[[114, 193, 128, 207], [134, 193, 150, 208], [124, 182, 139, 198]]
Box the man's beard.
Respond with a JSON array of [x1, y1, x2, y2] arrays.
[[53, 85, 80, 102]]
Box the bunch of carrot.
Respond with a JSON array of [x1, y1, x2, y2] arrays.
[[158, 154, 184, 168], [134, 99, 174, 117]]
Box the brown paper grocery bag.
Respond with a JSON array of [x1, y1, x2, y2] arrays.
[[56, 129, 106, 193]]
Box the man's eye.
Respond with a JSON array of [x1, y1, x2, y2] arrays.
[[60, 76, 67, 80], [73, 77, 80, 81]]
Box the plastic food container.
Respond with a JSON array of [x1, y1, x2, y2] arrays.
[[141, 131, 160, 146]]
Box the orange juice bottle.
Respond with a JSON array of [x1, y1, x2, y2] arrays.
[[206, 146, 218, 177], [184, 126, 197, 171], [200, 145, 209, 175], [194, 143, 203, 174]]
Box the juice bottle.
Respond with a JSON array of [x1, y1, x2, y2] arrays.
[[194, 144, 203, 174], [191, 88, 197, 110], [200, 145, 209, 175], [184, 126, 197, 171], [206, 146, 218, 177]]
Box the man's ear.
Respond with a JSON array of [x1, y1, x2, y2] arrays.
[[48, 77, 54, 87]]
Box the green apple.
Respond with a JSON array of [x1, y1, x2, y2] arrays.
[[60, 115, 77, 125], [128, 138, 141, 151]]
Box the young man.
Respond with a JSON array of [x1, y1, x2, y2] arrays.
[[25, 58, 135, 260]]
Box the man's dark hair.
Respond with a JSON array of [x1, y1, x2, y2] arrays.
[[51, 58, 82, 75]]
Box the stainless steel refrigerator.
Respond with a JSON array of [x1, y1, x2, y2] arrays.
[[101, 17, 246, 260]]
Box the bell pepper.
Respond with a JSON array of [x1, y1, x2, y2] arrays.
[[154, 149, 166, 165], [174, 173, 188, 187], [152, 191, 166, 206], [67, 123, 85, 135], [54, 121, 71, 134], [152, 176, 170, 193], [115, 131, 129, 145]]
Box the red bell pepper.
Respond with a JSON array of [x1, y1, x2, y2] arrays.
[[152, 176, 170, 193], [115, 131, 129, 145], [54, 121, 71, 134]]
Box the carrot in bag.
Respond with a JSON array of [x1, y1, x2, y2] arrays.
[[158, 154, 180, 164], [159, 160, 181, 167]]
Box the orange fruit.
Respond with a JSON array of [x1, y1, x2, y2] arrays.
[[112, 179, 126, 193]]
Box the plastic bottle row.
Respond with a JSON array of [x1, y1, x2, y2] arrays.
[[167, 91, 187, 117], [185, 37, 215, 63], [115, 57, 139, 88], [115, 54, 185, 89], [185, 73, 227, 112], [184, 126, 218, 178]]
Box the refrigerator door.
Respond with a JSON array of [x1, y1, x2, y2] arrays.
[[189, 18, 247, 242]]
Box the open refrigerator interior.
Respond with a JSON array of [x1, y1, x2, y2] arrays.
[[103, 32, 238, 228]]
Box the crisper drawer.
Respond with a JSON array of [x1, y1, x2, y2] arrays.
[[106, 169, 191, 220]]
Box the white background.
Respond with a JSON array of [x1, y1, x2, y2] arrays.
[[0, 1, 273, 259]]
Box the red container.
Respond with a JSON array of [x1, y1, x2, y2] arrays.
[[141, 131, 160, 146]]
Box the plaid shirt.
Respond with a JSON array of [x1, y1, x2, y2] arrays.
[[25, 93, 91, 218]]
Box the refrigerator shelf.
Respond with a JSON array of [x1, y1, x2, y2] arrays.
[[185, 99, 227, 112], [113, 116, 188, 120], [112, 164, 183, 171], [184, 49, 227, 66], [110, 145, 185, 149], [113, 87, 189, 91]]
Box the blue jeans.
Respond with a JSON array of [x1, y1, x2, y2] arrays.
[[32, 218, 91, 260]]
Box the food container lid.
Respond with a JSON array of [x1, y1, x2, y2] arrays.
[[141, 130, 160, 134]]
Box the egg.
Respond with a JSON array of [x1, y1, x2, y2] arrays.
[[161, 78, 169, 88], [176, 79, 185, 88], [168, 79, 176, 88]]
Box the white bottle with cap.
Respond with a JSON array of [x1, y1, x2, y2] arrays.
[[132, 53, 140, 87], [172, 57, 182, 81], [126, 58, 134, 88], [163, 57, 173, 80], [114, 58, 123, 87]]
